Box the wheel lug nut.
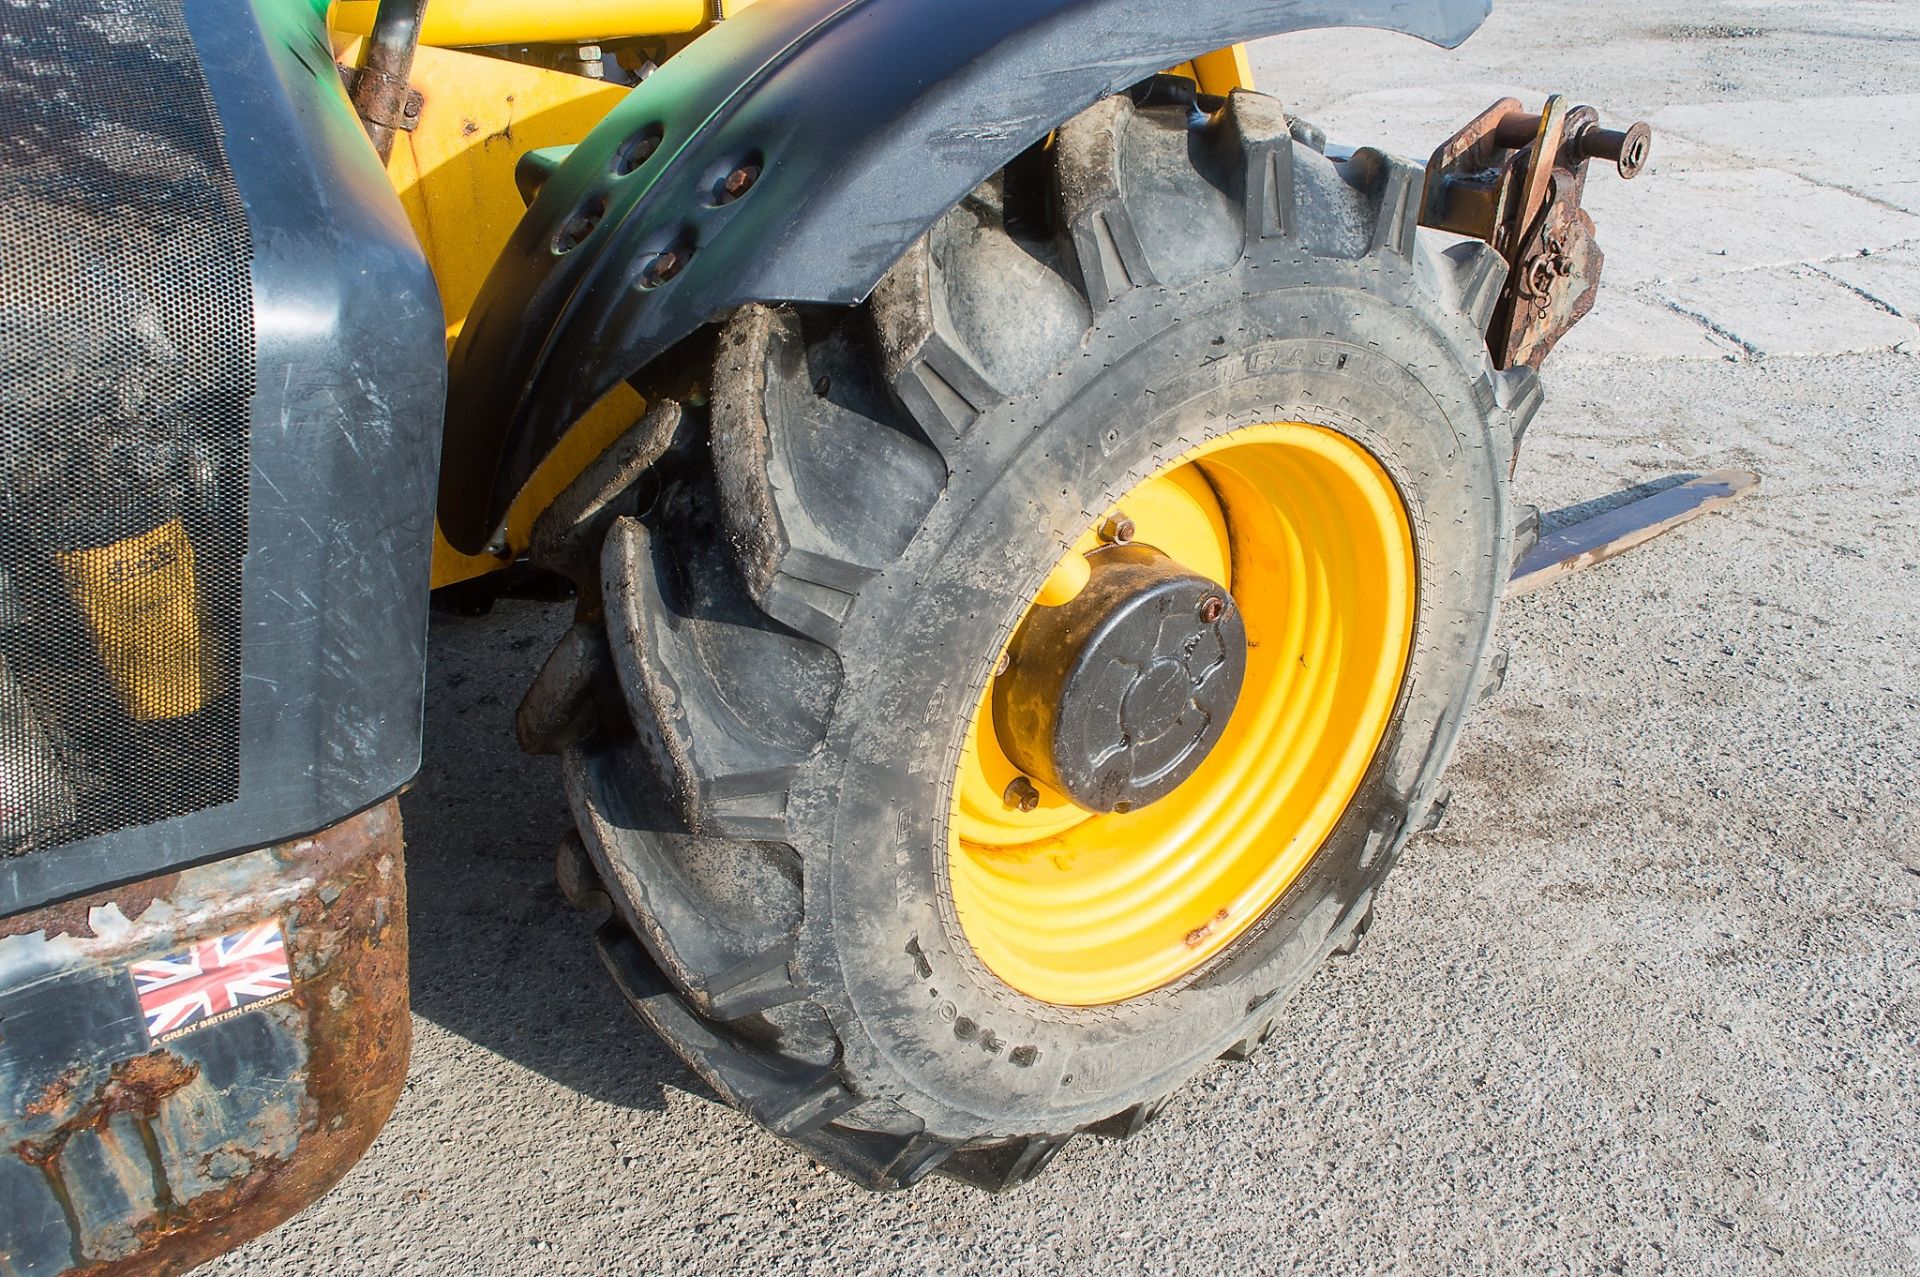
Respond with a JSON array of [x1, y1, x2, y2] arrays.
[[1003, 776, 1041, 812], [1198, 594, 1226, 623], [1097, 514, 1135, 545]]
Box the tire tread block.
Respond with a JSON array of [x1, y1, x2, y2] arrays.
[[711, 306, 945, 645], [598, 925, 856, 1137], [937, 1134, 1074, 1193], [517, 622, 608, 755], [870, 237, 1002, 442], [1222, 89, 1297, 245], [600, 511, 835, 840], [1082, 1097, 1167, 1142], [529, 397, 684, 587], [568, 745, 805, 1020], [1053, 95, 1159, 304], [1442, 240, 1509, 332]]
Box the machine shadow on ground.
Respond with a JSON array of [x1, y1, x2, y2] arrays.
[[395, 601, 718, 1116]]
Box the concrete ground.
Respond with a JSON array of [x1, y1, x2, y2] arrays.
[[213, 3, 1919, 1273]]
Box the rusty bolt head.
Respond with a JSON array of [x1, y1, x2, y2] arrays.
[[722, 164, 762, 201], [615, 131, 662, 176], [1003, 776, 1041, 813], [553, 202, 605, 254], [1098, 514, 1136, 545], [644, 250, 685, 286], [1198, 595, 1226, 624]]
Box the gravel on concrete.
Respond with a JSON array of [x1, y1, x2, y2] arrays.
[[211, 2, 1920, 1273]]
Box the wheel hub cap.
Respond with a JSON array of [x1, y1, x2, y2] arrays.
[[993, 545, 1246, 813]]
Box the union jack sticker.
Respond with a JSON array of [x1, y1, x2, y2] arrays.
[[129, 919, 294, 1043]]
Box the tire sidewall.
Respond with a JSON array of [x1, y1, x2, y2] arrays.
[[796, 260, 1510, 1135]]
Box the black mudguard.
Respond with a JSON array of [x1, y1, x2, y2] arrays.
[[438, 0, 1490, 553]]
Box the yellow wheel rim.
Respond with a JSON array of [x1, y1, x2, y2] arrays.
[[947, 422, 1417, 1006]]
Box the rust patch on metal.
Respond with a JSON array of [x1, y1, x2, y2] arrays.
[[1502, 180, 1605, 371], [1419, 95, 1652, 370], [1184, 908, 1232, 948], [21, 1050, 199, 1127], [0, 798, 411, 1276], [15, 1052, 203, 1270]]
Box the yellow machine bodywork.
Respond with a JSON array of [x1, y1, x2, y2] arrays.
[[333, 3, 1255, 588], [331, 0, 714, 46], [331, 34, 646, 587]]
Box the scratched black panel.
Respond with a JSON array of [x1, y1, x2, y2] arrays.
[[0, 0, 445, 916], [0, 0, 251, 855]]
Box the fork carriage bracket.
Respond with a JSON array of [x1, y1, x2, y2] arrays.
[[1420, 95, 1652, 370]]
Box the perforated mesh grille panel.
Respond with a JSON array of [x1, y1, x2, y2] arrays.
[[0, 0, 252, 856]]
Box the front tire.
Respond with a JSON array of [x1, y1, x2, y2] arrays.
[[525, 81, 1541, 1190]]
